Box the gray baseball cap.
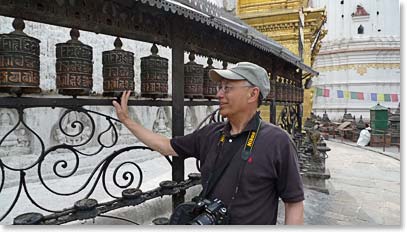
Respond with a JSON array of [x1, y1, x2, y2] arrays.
[[209, 62, 270, 99]]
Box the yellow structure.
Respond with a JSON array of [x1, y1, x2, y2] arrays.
[[236, 0, 326, 124]]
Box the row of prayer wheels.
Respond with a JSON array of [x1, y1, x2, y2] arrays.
[[0, 18, 303, 102], [267, 78, 304, 103]]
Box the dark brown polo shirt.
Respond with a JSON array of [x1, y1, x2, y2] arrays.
[[170, 113, 304, 225]]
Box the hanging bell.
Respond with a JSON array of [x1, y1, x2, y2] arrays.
[[0, 18, 41, 95], [102, 37, 134, 97], [140, 43, 168, 99], [203, 57, 217, 99], [184, 53, 203, 99], [55, 29, 93, 96]]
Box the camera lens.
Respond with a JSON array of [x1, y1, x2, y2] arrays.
[[188, 213, 215, 225]]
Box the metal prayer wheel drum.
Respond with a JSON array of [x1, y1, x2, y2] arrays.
[[0, 18, 41, 95], [102, 37, 134, 97], [203, 58, 217, 99], [55, 29, 93, 96], [275, 77, 282, 102], [266, 73, 275, 101], [184, 53, 204, 99], [287, 80, 293, 102], [281, 79, 289, 102], [140, 44, 168, 99]]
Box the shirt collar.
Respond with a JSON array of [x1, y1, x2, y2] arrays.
[[222, 111, 261, 137]]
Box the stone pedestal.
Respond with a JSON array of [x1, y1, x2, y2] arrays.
[[302, 169, 331, 194]]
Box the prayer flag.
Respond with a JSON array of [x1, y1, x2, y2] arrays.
[[384, 94, 391, 102], [378, 93, 385, 102], [371, 93, 377, 101], [316, 88, 323, 96], [357, 92, 364, 100], [337, 90, 344, 98], [391, 94, 399, 102], [323, 89, 330, 97], [351, 92, 358, 99], [344, 91, 350, 99]]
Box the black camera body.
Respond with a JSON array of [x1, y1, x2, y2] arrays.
[[187, 198, 229, 225], [169, 198, 229, 225]]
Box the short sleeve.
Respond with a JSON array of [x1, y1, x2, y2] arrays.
[[276, 136, 305, 203], [170, 130, 201, 160]]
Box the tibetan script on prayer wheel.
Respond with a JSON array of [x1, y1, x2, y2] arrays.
[[184, 53, 203, 99], [140, 44, 168, 99], [0, 18, 41, 95], [102, 37, 134, 97], [203, 57, 217, 99], [55, 29, 93, 96]]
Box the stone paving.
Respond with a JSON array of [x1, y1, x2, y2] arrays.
[[278, 140, 400, 225]]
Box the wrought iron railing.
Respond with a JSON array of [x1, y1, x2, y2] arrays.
[[0, 97, 219, 225]]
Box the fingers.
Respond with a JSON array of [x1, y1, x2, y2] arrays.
[[121, 90, 131, 109]]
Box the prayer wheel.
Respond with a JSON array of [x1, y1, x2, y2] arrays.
[[267, 76, 275, 101], [203, 57, 217, 99], [140, 43, 168, 99], [184, 53, 203, 99], [0, 18, 41, 95], [102, 37, 134, 97], [56, 29, 93, 96], [276, 77, 282, 102]]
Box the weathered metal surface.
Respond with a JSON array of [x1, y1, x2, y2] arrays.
[[0, 97, 219, 108], [0, 18, 41, 95], [102, 37, 134, 97], [276, 77, 282, 102], [266, 78, 275, 101], [140, 44, 168, 99], [171, 38, 185, 209], [55, 29, 93, 96], [13, 212, 44, 225], [184, 53, 204, 99], [203, 58, 217, 99]]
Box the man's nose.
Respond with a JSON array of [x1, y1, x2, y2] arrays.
[[216, 87, 224, 98]]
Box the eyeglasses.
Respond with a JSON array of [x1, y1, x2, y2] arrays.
[[216, 84, 253, 93]]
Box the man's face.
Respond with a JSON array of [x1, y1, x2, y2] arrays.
[[216, 79, 254, 118]]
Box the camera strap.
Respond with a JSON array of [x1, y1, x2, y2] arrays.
[[200, 114, 262, 199]]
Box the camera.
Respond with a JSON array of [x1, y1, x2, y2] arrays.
[[187, 198, 229, 225]]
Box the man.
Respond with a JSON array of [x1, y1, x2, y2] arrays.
[[113, 62, 304, 225], [357, 123, 371, 147]]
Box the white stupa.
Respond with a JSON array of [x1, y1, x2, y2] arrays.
[[310, 0, 400, 121]]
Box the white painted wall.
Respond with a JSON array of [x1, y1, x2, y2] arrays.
[[309, 0, 400, 121]]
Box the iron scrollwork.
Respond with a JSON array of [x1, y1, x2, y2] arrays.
[[0, 103, 184, 224]]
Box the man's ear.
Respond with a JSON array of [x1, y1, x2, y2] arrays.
[[248, 87, 260, 103]]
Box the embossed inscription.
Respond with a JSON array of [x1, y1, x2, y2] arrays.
[[56, 60, 92, 74], [104, 78, 134, 90], [0, 70, 39, 85], [102, 52, 134, 66], [56, 73, 92, 88], [56, 45, 92, 60], [184, 63, 203, 96], [0, 54, 39, 69], [140, 56, 168, 95], [0, 36, 40, 55], [103, 66, 134, 78]]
